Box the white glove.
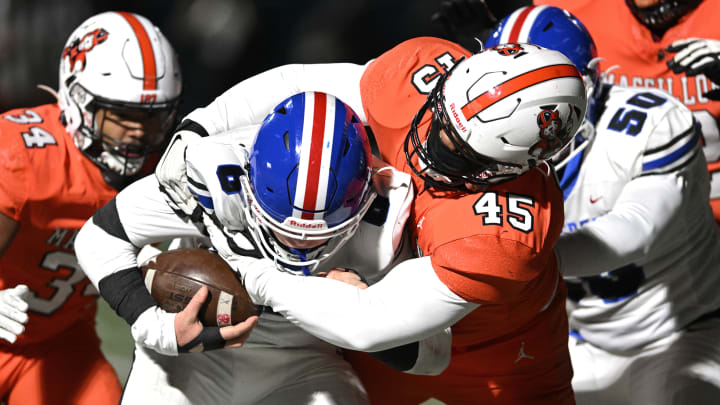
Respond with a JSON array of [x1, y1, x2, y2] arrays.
[[156, 131, 203, 218], [667, 38, 720, 99], [0, 285, 30, 344]]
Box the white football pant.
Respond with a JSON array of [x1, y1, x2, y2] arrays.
[[570, 317, 720, 405], [121, 313, 369, 405]]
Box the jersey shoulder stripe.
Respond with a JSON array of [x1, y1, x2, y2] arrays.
[[641, 125, 700, 175]]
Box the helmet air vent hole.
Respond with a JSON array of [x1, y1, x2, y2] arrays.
[[276, 106, 288, 115], [543, 22, 554, 32], [350, 115, 359, 124], [266, 187, 274, 193], [101, 72, 111, 76], [283, 131, 290, 150], [500, 137, 510, 144], [343, 139, 350, 156]]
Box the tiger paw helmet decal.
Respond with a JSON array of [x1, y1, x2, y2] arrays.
[[530, 104, 578, 160], [62, 28, 109, 73]]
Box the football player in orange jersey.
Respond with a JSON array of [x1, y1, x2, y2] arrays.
[[155, 41, 586, 404], [435, 0, 720, 222], [0, 11, 181, 405], [529, 0, 720, 221]]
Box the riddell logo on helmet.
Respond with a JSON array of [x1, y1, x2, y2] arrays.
[[288, 219, 325, 230], [449, 102, 468, 132], [63, 28, 109, 72]]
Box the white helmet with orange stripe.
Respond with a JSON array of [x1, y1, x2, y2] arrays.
[[58, 11, 182, 188], [405, 43, 587, 190]]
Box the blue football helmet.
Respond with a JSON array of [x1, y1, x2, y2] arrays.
[[485, 5, 602, 169], [243, 91, 374, 275]]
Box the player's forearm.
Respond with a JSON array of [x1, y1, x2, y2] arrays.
[[183, 63, 368, 135], [556, 173, 684, 277], [243, 256, 476, 352]]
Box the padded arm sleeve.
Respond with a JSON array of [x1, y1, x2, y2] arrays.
[[76, 175, 206, 289], [555, 172, 684, 277], [242, 256, 477, 352], [75, 175, 207, 355], [184, 63, 369, 135]]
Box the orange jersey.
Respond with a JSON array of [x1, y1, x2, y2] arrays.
[[536, 0, 720, 220], [353, 37, 574, 404], [0, 104, 117, 345]]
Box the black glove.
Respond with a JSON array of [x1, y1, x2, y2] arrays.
[[431, 0, 498, 52], [666, 38, 720, 100]]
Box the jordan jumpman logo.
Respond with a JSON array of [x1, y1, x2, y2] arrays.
[[515, 341, 535, 363]]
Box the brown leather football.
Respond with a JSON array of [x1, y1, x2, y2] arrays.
[[140, 248, 261, 327]]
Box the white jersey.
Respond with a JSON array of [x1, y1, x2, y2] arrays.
[[556, 85, 720, 352]]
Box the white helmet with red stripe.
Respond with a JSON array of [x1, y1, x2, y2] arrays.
[[406, 43, 586, 190], [58, 11, 181, 188]]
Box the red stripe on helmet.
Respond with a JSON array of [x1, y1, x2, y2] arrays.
[[461, 64, 581, 119], [301, 92, 327, 220], [508, 6, 535, 42], [117, 12, 157, 91]]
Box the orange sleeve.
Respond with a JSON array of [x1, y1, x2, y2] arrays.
[[0, 123, 30, 220], [430, 235, 555, 304]]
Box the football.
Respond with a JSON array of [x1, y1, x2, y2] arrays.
[[140, 248, 261, 327]]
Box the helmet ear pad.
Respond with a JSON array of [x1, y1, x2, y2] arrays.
[[58, 79, 84, 136]]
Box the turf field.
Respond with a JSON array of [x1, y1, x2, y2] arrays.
[[96, 298, 134, 385]]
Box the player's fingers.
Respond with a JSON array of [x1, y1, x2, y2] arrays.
[[0, 329, 17, 344], [667, 47, 700, 71], [675, 43, 711, 65], [0, 315, 25, 336], [325, 269, 368, 289], [220, 315, 258, 348], [686, 57, 718, 76], [181, 286, 208, 321], [0, 305, 28, 324], [666, 38, 700, 53], [8, 285, 29, 313], [0, 298, 28, 324]]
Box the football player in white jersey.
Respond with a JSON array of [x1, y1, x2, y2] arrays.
[[75, 91, 449, 405], [485, 5, 720, 404]]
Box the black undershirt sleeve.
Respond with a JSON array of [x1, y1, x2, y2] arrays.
[[368, 341, 419, 371]]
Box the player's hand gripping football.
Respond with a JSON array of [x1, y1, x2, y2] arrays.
[[156, 131, 202, 219], [0, 285, 30, 344], [667, 38, 720, 100], [174, 286, 258, 352]]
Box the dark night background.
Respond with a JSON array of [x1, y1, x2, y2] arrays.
[[0, 0, 530, 116]]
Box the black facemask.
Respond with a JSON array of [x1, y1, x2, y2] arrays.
[[625, 0, 702, 35], [425, 124, 475, 176]]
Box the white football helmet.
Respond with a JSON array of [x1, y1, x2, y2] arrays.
[[58, 11, 182, 188], [406, 43, 587, 190]]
